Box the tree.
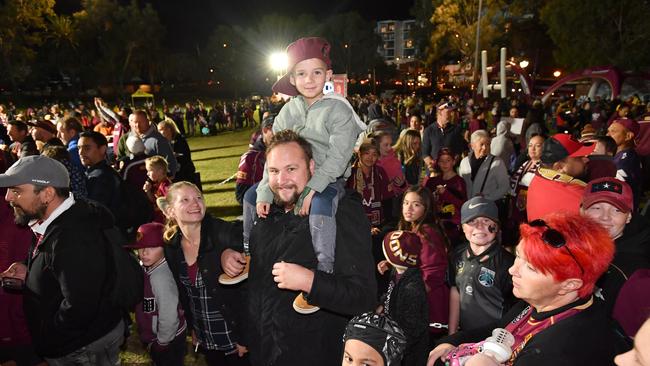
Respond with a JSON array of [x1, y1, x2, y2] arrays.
[[428, 0, 506, 70], [73, 0, 166, 95], [540, 0, 650, 71], [0, 0, 55, 90]]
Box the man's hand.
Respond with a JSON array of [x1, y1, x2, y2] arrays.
[[271, 262, 314, 293], [221, 249, 246, 277], [371, 227, 381, 235], [426, 343, 455, 366], [256, 202, 270, 218], [298, 190, 316, 216], [1, 262, 27, 281]]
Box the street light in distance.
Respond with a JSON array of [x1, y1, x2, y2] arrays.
[[553, 70, 562, 78], [269, 52, 288, 80]]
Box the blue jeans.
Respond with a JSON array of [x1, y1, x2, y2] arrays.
[[45, 320, 124, 366]]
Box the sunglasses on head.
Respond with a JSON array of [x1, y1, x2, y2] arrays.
[[528, 219, 584, 275]]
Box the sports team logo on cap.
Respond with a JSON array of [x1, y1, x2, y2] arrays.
[[590, 180, 623, 194], [382, 230, 422, 269]]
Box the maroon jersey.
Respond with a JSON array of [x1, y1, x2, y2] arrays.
[[236, 139, 266, 186], [347, 164, 395, 226]]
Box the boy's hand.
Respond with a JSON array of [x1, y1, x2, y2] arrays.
[[272, 261, 314, 293], [298, 190, 315, 216], [143, 180, 152, 193], [256, 202, 270, 218], [221, 249, 246, 277], [236, 344, 248, 357]]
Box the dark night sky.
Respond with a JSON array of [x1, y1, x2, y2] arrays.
[[55, 0, 415, 51]]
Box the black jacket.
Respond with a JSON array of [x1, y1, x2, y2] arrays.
[[86, 160, 121, 216], [24, 199, 122, 358], [164, 215, 246, 342], [437, 298, 627, 366], [421, 122, 465, 159], [597, 214, 650, 314], [247, 191, 377, 366]]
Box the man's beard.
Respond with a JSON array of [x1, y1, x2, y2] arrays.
[[272, 185, 301, 208], [11, 201, 47, 226]]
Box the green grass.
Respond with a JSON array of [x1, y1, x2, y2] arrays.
[[189, 128, 256, 220], [120, 128, 253, 365]]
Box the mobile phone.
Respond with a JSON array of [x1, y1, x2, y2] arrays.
[[1, 277, 24, 290]]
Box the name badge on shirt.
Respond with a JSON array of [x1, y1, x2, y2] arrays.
[[143, 297, 156, 313]]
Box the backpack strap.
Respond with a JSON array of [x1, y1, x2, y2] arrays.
[[478, 155, 495, 195]]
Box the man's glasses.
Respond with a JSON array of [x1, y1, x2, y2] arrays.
[[528, 219, 584, 275]]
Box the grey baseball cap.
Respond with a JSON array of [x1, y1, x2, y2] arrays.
[[461, 196, 499, 224], [0, 155, 70, 188]]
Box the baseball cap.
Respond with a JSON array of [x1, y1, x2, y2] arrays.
[[540, 133, 596, 164], [272, 37, 332, 97], [125, 222, 165, 249], [582, 177, 633, 213], [610, 118, 640, 136], [579, 124, 596, 143], [26, 119, 57, 135], [0, 155, 70, 188], [461, 196, 499, 224], [126, 134, 145, 155], [382, 230, 422, 270], [343, 311, 407, 366]]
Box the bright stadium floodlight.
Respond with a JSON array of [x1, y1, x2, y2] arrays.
[[269, 52, 288, 74]]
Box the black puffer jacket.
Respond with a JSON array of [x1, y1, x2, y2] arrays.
[[24, 199, 122, 358], [247, 191, 377, 366]]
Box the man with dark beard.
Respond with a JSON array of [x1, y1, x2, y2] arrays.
[[0, 155, 124, 365], [240, 130, 377, 366]]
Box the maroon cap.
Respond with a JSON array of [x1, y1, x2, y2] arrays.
[[26, 119, 57, 135], [272, 37, 332, 97], [382, 230, 422, 270], [125, 222, 165, 249], [582, 177, 633, 213], [610, 118, 640, 136]]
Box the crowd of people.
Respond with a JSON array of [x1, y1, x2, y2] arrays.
[[1, 35, 650, 366]]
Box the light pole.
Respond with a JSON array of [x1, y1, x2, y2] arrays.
[[269, 52, 288, 82], [472, 0, 483, 91]]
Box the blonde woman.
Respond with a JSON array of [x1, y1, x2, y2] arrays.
[[161, 181, 249, 365], [393, 129, 423, 185]]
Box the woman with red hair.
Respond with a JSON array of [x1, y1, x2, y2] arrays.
[[427, 212, 627, 366]]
